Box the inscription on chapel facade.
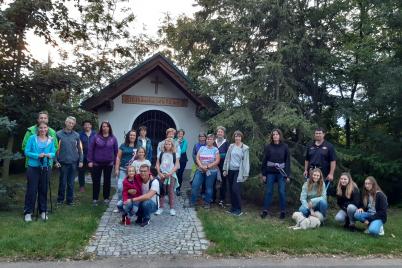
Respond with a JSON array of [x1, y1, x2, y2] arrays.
[[122, 94, 188, 107]]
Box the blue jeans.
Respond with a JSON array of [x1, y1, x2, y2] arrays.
[[335, 204, 358, 225], [299, 200, 328, 218], [136, 200, 157, 222], [122, 200, 139, 217], [57, 163, 76, 204], [117, 168, 127, 200], [262, 173, 286, 212], [191, 169, 217, 205], [354, 211, 384, 235]]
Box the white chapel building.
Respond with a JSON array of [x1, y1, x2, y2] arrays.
[[81, 53, 219, 168]]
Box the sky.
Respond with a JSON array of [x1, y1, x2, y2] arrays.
[[27, 0, 199, 63]]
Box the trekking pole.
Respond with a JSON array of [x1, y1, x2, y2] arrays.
[[36, 157, 44, 221], [48, 159, 53, 213]]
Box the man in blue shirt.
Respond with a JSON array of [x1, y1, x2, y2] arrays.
[[78, 120, 96, 192]]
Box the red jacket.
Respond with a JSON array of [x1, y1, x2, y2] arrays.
[[122, 175, 142, 202]]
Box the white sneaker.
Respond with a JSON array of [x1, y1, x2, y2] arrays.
[[24, 214, 32, 222], [379, 226, 385, 236], [364, 228, 370, 234], [170, 209, 176, 216], [155, 208, 163, 215], [41, 212, 48, 220]]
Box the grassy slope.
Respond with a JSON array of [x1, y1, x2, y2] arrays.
[[198, 205, 402, 256], [0, 172, 109, 259]]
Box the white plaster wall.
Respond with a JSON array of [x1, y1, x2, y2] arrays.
[[97, 69, 207, 168]]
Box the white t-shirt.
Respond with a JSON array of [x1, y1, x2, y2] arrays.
[[131, 159, 152, 173], [159, 152, 175, 174], [140, 138, 147, 149], [141, 179, 160, 205]]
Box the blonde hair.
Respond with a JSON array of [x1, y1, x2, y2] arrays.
[[165, 128, 176, 136], [362, 176, 384, 207], [163, 138, 176, 153], [336, 172, 358, 199], [307, 168, 324, 196]]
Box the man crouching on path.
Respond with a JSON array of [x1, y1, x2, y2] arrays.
[[131, 164, 159, 227]]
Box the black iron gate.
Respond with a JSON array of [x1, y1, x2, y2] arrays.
[[132, 110, 176, 164]]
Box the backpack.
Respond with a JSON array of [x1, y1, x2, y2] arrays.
[[158, 151, 176, 166], [148, 178, 164, 207], [148, 177, 164, 197]]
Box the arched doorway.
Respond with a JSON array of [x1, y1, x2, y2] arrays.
[[132, 110, 176, 164]]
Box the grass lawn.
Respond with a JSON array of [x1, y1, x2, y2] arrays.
[[198, 203, 402, 256], [0, 172, 110, 260]]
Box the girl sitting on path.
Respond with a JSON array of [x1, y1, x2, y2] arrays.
[[120, 166, 142, 225], [354, 176, 387, 236], [155, 138, 179, 216], [299, 168, 328, 219], [131, 147, 151, 174], [334, 172, 360, 231]]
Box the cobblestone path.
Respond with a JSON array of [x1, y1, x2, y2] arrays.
[[85, 188, 209, 257]]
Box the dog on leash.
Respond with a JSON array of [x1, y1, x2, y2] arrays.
[[289, 211, 324, 230]]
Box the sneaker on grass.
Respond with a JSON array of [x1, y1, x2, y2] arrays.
[[232, 211, 243, 216], [260, 210, 268, 219], [379, 225, 385, 236], [41, 212, 48, 220], [24, 213, 32, 222]]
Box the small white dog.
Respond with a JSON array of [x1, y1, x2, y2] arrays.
[[289, 211, 324, 230]]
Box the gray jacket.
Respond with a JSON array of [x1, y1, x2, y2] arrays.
[[56, 129, 83, 164], [223, 143, 250, 182]]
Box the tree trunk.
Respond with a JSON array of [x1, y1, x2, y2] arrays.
[[345, 116, 351, 148], [2, 135, 14, 180]]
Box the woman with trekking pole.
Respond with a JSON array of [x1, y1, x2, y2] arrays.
[[23, 122, 56, 222], [260, 129, 291, 219]]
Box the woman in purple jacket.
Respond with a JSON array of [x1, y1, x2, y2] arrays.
[[88, 121, 118, 205]]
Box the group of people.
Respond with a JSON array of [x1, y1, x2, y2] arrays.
[[21, 111, 387, 236], [259, 128, 388, 236]]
